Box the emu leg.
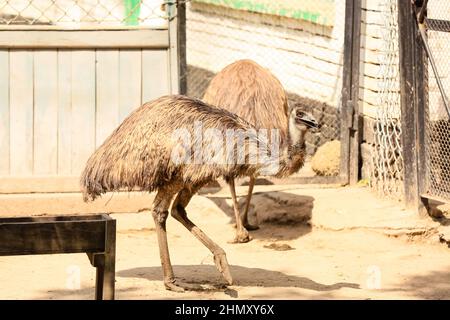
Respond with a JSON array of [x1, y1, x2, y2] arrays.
[[151, 189, 182, 292], [228, 178, 251, 243], [242, 176, 259, 231], [171, 186, 233, 286]]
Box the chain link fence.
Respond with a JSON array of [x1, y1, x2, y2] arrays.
[[371, 0, 450, 203], [370, 0, 403, 200], [185, 0, 345, 178], [0, 0, 168, 27], [423, 0, 450, 200]]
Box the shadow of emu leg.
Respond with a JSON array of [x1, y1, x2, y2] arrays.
[[151, 188, 182, 292], [242, 176, 259, 231], [171, 185, 233, 285], [227, 178, 251, 243]]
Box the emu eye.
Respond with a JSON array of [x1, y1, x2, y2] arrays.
[[296, 110, 305, 118]]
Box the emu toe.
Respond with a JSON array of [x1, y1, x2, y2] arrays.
[[229, 230, 252, 244], [213, 251, 233, 285], [164, 279, 186, 293]]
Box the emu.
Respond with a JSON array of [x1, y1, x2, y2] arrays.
[[203, 59, 319, 243], [81, 95, 317, 291]]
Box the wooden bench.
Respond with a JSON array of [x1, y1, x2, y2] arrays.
[[0, 214, 116, 300]]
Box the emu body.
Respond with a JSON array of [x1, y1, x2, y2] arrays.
[[81, 95, 262, 201], [203, 60, 318, 243], [81, 94, 315, 291]]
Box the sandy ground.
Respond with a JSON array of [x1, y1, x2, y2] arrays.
[[0, 185, 449, 300]]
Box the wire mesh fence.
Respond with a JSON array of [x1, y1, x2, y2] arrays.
[[0, 0, 169, 27], [423, 0, 450, 200], [372, 0, 450, 203], [185, 0, 345, 179], [370, 0, 404, 200]]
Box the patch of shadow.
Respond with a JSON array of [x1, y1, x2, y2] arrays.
[[242, 178, 274, 186], [438, 234, 450, 248], [434, 216, 450, 227], [117, 265, 360, 293], [427, 200, 450, 226], [198, 178, 273, 195], [31, 264, 360, 299], [207, 191, 314, 241], [386, 269, 450, 299]]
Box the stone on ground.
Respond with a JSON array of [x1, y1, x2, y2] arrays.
[[311, 140, 341, 176]]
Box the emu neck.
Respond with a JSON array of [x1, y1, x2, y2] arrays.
[[274, 141, 306, 178], [274, 117, 307, 178]]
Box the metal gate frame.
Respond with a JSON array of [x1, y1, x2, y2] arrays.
[[339, 0, 362, 186], [398, 0, 450, 213]]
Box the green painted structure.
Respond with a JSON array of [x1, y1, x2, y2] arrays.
[[124, 0, 142, 26], [192, 0, 335, 26]]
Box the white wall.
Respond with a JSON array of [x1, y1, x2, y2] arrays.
[[186, 1, 346, 108]]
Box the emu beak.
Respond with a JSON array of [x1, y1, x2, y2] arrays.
[[295, 111, 320, 130]]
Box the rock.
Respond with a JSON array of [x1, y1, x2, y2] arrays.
[[311, 140, 341, 176], [249, 192, 313, 224], [263, 243, 295, 251]]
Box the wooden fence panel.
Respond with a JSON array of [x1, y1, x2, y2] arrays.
[[0, 28, 178, 193], [119, 50, 142, 122], [34, 51, 58, 175], [0, 50, 9, 175], [96, 50, 120, 146], [9, 51, 34, 176], [57, 50, 73, 176], [142, 50, 170, 103], [71, 51, 97, 176]]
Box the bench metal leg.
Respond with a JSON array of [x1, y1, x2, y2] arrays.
[[102, 251, 115, 300], [95, 264, 105, 300]]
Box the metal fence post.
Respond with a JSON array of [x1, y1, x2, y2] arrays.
[[177, 0, 187, 95]]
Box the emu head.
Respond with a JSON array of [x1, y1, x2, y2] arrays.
[[288, 105, 320, 147]]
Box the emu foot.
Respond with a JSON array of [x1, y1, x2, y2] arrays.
[[165, 278, 225, 292], [166, 279, 213, 292], [164, 278, 185, 293], [228, 230, 252, 244], [213, 251, 233, 285]]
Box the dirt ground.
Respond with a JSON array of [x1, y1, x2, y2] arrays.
[[0, 185, 449, 300]]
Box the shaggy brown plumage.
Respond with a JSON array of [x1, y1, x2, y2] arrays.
[[203, 59, 289, 147], [81, 95, 265, 202], [80, 94, 315, 291]]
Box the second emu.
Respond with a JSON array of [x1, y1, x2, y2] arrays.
[[203, 60, 319, 243]]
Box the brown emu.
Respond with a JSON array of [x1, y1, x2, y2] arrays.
[[203, 59, 318, 243], [81, 94, 316, 291]]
